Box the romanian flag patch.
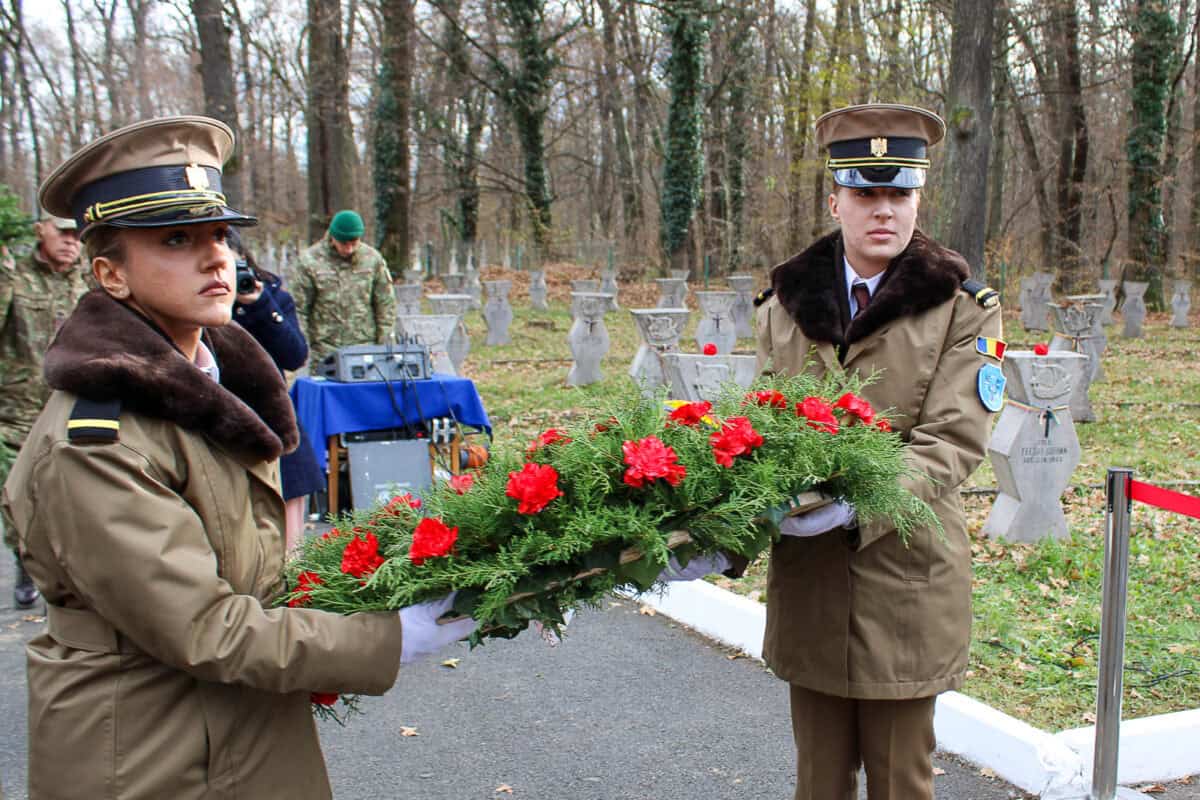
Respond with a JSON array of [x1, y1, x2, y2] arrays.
[[976, 337, 1006, 361]]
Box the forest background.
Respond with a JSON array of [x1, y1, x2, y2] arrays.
[[0, 0, 1193, 308]]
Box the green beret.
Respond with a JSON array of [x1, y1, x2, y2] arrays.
[[329, 210, 365, 242]]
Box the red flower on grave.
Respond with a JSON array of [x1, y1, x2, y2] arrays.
[[667, 400, 713, 427], [320, 527, 344, 543], [341, 531, 386, 578], [448, 473, 475, 494], [709, 416, 764, 468], [383, 493, 422, 515], [796, 396, 839, 434], [834, 392, 875, 425], [702, 342, 718, 356], [1034, 343, 1049, 356], [409, 517, 459, 566], [622, 436, 687, 488], [746, 389, 788, 409], [875, 417, 893, 433], [526, 428, 571, 456], [506, 462, 563, 514], [310, 692, 339, 707], [287, 571, 323, 608]]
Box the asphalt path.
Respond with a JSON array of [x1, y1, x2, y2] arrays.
[[1, 553, 1196, 799]]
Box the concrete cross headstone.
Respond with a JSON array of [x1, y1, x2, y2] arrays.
[[396, 314, 459, 376], [984, 350, 1088, 542], [694, 291, 738, 354], [655, 278, 688, 309], [426, 294, 472, 371], [443, 273, 466, 293], [1122, 281, 1149, 338], [393, 283, 423, 317], [1049, 297, 1105, 422], [659, 352, 758, 402], [600, 270, 620, 310], [466, 269, 483, 310], [1020, 272, 1054, 331], [1171, 279, 1192, 328], [567, 292, 613, 386], [629, 309, 691, 395], [1097, 279, 1118, 325], [726, 275, 756, 339], [670, 269, 690, 281], [483, 280, 514, 346], [403, 268, 424, 286], [529, 270, 549, 310]]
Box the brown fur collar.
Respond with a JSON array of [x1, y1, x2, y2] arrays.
[[45, 289, 299, 462], [769, 229, 969, 346]]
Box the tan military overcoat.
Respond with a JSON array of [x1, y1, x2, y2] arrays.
[[755, 230, 1002, 700], [2, 291, 403, 799]]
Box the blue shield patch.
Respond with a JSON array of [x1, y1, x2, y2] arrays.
[[977, 364, 1006, 412]]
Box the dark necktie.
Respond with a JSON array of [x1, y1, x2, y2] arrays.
[[851, 282, 871, 319]]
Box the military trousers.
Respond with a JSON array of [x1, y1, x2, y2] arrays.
[[789, 684, 937, 800]]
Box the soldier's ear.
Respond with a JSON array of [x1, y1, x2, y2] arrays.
[[827, 193, 840, 222], [93, 257, 130, 300]]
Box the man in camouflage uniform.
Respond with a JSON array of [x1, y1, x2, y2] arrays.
[[292, 209, 396, 364], [1, 214, 87, 608]]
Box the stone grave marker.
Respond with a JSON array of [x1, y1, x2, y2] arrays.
[[629, 309, 691, 394], [1049, 297, 1105, 422], [483, 280, 514, 345], [396, 314, 459, 376], [655, 278, 688, 309], [1122, 281, 1148, 338], [600, 270, 620, 310], [443, 273, 466, 293], [984, 350, 1088, 542], [670, 269, 690, 281], [465, 269, 483, 310], [403, 268, 424, 285], [1171, 279, 1192, 328], [566, 292, 613, 386], [426, 294, 472, 371], [393, 283, 423, 316], [1097, 279, 1118, 325], [529, 270, 549, 310], [660, 353, 758, 402], [694, 291, 738, 354], [726, 274, 756, 339], [1019, 272, 1054, 331]]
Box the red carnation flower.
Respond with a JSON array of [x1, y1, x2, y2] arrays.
[[1034, 343, 1049, 356], [796, 396, 839, 434], [341, 531, 386, 578], [383, 493, 422, 515], [506, 462, 563, 514], [526, 428, 571, 455], [409, 517, 459, 565], [287, 570, 323, 608], [667, 400, 713, 427], [311, 692, 339, 707], [834, 392, 875, 425], [320, 527, 344, 542], [593, 416, 619, 434], [449, 473, 475, 494], [746, 389, 788, 409], [622, 436, 687, 488], [709, 416, 764, 468], [702, 342, 718, 356], [875, 417, 893, 433]]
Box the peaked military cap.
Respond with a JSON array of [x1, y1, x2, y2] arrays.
[[39, 115, 256, 240], [815, 103, 945, 189]]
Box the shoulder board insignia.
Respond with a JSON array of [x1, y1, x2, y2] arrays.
[[961, 278, 1000, 308], [67, 397, 122, 443], [753, 287, 775, 307]]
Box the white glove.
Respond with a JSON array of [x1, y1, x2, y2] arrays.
[[657, 551, 732, 582], [398, 592, 478, 664], [777, 500, 856, 538]]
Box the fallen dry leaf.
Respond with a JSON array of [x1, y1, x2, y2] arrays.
[[1138, 784, 1166, 794], [932, 767, 947, 776], [440, 658, 461, 669], [399, 726, 420, 737], [979, 767, 998, 779], [495, 784, 514, 794], [638, 605, 657, 616]]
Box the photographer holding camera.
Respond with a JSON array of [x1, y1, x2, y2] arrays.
[[229, 228, 325, 552]]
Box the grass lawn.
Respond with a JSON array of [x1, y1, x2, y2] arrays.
[[451, 265, 1200, 732]]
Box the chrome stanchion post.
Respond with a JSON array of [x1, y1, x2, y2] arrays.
[[1092, 467, 1134, 800]]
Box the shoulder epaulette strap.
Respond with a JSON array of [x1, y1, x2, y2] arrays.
[[961, 278, 1000, 309], [67, 397, 122, 443], [753, 287, 775, 307]]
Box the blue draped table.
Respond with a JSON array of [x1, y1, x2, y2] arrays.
[[290, 375, 491, 473]]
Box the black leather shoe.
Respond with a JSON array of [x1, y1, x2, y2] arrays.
[[13, 554, 39, 609]]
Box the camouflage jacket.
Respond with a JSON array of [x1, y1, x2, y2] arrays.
[[0, 250, 88, 447], [292, 236, 396, 363]]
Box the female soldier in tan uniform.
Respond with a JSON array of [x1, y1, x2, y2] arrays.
[[1, 116, 475, 800], [755, 104, 1003, 799]]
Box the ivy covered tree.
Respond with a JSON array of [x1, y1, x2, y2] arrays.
[[660, 0, 708, 273], [373, 0, 414, 278]]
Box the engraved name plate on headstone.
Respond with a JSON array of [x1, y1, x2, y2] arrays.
[[599, 270, 620, 310], [726, 274, 756, 339], [655, 278, 688, 309], [1049, 298, 1105, 422], [396, 314, 459, 376], [426, 294, 472, 371], [393, 283, 423, 317], [629, 309, 691, 395], [443, 273, 466, 293], [984, 351, 1088, 543], [529, 270, 548, 310], [694, 291, 738, 354], [566, 292, 613, 386], [1020, 272, 1054, 331], [660, 353, 758, 402], [1171, 279, 1192, 328], [1096, 279, 1118, 325], [483, 280, 514, 346], [1122, 281, 1148, 338]]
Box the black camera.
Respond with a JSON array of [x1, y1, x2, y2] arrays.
[[235, 259, 257, 294]]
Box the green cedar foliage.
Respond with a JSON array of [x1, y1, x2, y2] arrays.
[[0, 185, 33, 248]]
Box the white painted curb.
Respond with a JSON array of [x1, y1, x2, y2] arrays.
[[636, 581, 1200, 795]]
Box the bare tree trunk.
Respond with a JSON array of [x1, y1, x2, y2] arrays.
[[94, 0, 124, 127], [1189, 2, 1200, 278], [6, 1, 41, 186], [306, 0, 355, 240], [1009, 78, 1055, 268], [986, 4, 1009, 251], [810, 0, 848, 241], [598, 0, 640, 245], [126, 0, 152, 119], [373, 0, 412, 277], [63, 0, 84, 148], [229, 0, 265, 208], [1049, 0, 1089, 293], [192, 0, 244, 209], [784, 0, 817, 254]]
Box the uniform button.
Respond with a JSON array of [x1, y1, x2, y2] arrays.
[[236, 306, 245, 316], [272, 311, 283, 323]]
